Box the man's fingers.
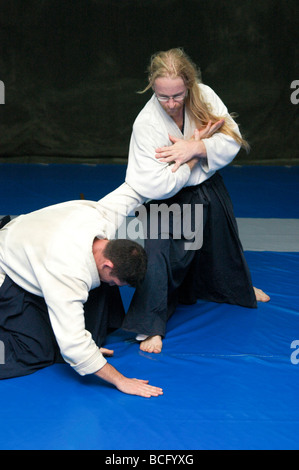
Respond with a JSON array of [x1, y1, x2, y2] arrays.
[[100, 347, 114, 357], [135, 381, 164, 397]]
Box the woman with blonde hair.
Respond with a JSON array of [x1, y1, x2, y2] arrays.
[[141, 47, 249, 160], [102, 48, 269, 354]]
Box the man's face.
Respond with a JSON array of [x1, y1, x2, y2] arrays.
[[97, 264, 128, 287], [100, 271, 127, 287], [153, 76, 187, 118]]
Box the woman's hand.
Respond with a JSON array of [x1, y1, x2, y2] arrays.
[[196, 119, 225, 140], [155, 119, 224, 172]]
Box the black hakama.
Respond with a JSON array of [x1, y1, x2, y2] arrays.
[[122, 172, 257, 338], [0, 275, 125, 379]]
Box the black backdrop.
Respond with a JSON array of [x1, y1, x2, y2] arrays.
[[0, 0, 298, 164]]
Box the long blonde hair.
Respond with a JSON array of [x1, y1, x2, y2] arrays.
[[140, 48, 249, 152]]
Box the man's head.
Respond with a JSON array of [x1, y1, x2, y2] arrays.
[[95, 238, 147, 288]]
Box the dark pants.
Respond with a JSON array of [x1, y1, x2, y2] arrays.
[[122, 172, 257, 338], [0, 276, 125, 379]]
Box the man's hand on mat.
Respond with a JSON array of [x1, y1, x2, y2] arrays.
[[95, 362, 163, 398], [116, 377, 163, 398]]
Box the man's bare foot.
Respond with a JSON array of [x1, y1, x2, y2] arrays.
[[140, 335, 163, 354], [254, 286, 270, 302]]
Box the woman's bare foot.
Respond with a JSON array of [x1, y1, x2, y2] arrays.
[[140, 335, 163, 354], [254, 286, 270, 302]]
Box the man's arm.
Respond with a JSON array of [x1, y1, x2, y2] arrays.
[[95, 360, 163, 398], [96, 182, 145, 238], [125, 121, 191, 200]]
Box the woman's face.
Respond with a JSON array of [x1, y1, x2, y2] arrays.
[[153, 76, 187, 118]]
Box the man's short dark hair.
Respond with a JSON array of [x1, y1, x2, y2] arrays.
[[103, 239, 147, 287]]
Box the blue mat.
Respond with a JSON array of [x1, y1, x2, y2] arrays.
[[1, 163, 298, 218], [0, 164, 298, 450]]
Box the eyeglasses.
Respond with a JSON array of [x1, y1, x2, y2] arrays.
[[155, 90, 187, 102]]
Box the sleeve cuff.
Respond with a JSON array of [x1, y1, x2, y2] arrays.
[[73, 349, 107, 376]]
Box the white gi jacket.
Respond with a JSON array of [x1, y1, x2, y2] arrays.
[[125, 83, 242, 200], [0, 198, 142, 376], [99, 83, 242, 221], [98, 84, 242, 235]]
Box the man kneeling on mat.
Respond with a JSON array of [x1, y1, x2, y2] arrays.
[[0, 204, 163, 398]]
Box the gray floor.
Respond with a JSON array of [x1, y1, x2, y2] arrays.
[[237, 218, 299, 252]]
